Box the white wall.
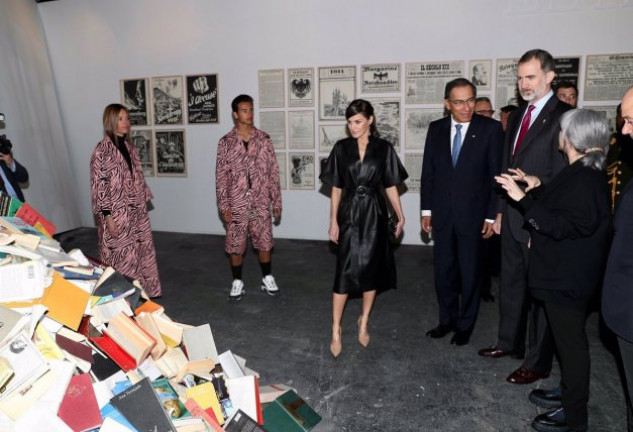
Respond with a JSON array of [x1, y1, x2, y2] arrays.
[[37, 0, 633, 244], [0, 0, 80, 232]]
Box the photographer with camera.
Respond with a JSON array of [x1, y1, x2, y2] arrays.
[[0, 113, 29, 202]]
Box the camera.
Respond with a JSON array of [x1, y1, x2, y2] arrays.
[[0, 135, 12, 155], [0, 113, 12, 155]]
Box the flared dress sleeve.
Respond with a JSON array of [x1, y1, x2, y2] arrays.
[[319, 141, 345, 188], [382, 143, 408, 187]]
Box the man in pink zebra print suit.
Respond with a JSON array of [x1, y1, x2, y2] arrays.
[[216, 95, 282, 301]]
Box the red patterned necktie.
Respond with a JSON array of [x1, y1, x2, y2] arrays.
[[513, 104, 535, 156]]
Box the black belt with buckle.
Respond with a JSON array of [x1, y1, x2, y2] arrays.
[[351, 185, 372, 197]]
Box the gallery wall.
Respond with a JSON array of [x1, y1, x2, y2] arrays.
[[36, 0, 633, 245]]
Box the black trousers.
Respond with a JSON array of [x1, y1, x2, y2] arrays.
[[618, 336, 633, 432], [432, 222, 483, 332], [533, 289, 593, 430], [498, 221, 553, 371]]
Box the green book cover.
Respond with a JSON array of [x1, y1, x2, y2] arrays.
[[263, 390, 321, 432]]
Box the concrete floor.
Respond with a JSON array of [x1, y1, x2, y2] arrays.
[[58, 228, 627, 432]]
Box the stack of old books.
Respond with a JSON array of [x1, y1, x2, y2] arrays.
[[0, 193, 321, 432]]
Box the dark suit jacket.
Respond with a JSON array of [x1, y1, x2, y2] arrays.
[[420, 114, 503, 235], [516, 162, 610, 294], [0, 159, 28, 202], [500, 95, 570, 243], [603, 179, 633, 342]]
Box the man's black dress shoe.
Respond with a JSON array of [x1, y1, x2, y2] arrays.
[[477, 346, 525, 359], [529, 387, 562, 409], [425, 324, 453, 338], [506, 367, 550, 384], [450, 330, 471, 346], [531, 408, 576, 432]]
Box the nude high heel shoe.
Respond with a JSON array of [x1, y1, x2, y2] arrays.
[[330, 327, 342, 358], [357, 316, 370, 347]]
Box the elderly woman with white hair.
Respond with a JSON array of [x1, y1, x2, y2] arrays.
[[496, 109, 611, 432]]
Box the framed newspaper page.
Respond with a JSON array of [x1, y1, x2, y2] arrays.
[[289, 152, 315, 190], [259, 111, 286, 150], [552, 57, 580, 89], [288, 111, 315, 150], [584, 105, 619, 133], [319, 66, 356, 120], [319, 123, 348, 153], [495, 58, 520, 110], [154, 130, 187, 177], [405, 108, 444, 150], [405, 61, 464, 105], [361, 64, 401, 93], [404, 153, 424, 193], [469, 60, 492, 93], [259, 69, 285, 108], [121, 78, 150, 126], [130, 129, 155, 177], [276, 152, 287, 190], [585, 53, 633, 101], [186, 74, 219, 124], [365, 97, 401, 151], [151, 76, 184, 125], [288, 68, 314, 108]]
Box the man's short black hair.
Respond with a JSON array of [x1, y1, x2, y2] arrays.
[[444, 78, 476, 100], [231, 94, 254, 113], [500, 105, 519, 114], [518, 49, 555, 73], [555, 81, 578, 94]]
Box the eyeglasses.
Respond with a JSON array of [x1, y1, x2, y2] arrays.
[[448, 97, 476, 107], [475, 110, 495, 116]]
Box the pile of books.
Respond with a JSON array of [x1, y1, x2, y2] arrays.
[[0, 194, 321, 432]]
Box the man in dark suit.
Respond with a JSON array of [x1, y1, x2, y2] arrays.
[[0, 146, 28, 202], [478, 49, 571, 385], [603, 85, 633, 431], [421, 78, 503, 346]]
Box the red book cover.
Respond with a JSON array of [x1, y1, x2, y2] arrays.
[[57, 373, 103, 431], [15, 201, 56, 235], [89, 333, 136, 372], [254, 376, 263, 425], [184, 398, 224, 432]]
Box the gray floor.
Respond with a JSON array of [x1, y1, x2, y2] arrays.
[[58, 228, 627, 431]]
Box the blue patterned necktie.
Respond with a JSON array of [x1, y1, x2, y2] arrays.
[[452, 124, 462, 166]]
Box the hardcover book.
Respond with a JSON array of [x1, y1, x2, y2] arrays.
[[262, 390, 321, 432]]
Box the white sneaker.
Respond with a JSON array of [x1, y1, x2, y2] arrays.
[[228, 279, 245, 301], [261, 275, 280, 296]]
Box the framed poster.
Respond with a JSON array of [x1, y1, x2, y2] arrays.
[[288, 68, 314, 107], [361, 64, 401, 93], [288, 111, 315, 149], [120, 78, 149, 125], [585, 53, 633, 101], [319, 123, 348, 153], [130, 129, 155, 177], [276, 152, 287, 190], [186, 74, 219, 123], [405, 108, 444, 150], [319, 66, 356, 120], [154, 130, 187, 177], [289, 152, 315, 190], [259, 111, 286, 150], [365, 97, 401, 151], [469, 60, 492, 93], [152, 76, 184, 125], [258, 69, 285, 108]]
